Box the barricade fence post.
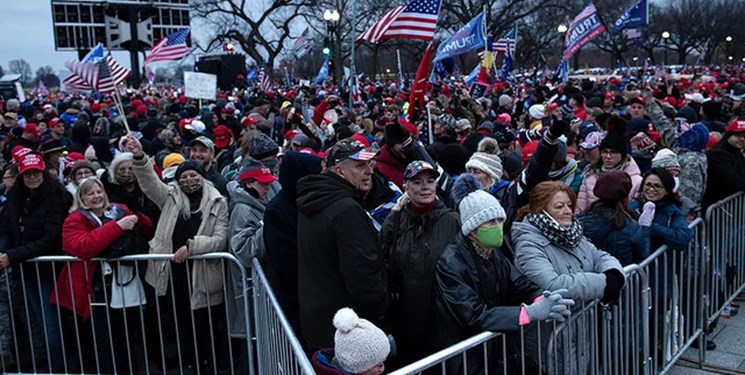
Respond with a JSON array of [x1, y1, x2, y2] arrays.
[[0, 253, 254, 375]]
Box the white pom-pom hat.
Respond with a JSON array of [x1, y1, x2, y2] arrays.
[[332, 307, 390, 374]]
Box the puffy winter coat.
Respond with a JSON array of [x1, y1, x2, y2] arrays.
[[512, 221, 625, 302], [578, 206, 650, 266], [296, 171, 389, 350], [132, 154, 229, 310], [576, 157, 643, 214], [435, 233, 540, 375], [51, 204, 153, 320], [629, 198, 692, 252], [379, 200, 460, 362]]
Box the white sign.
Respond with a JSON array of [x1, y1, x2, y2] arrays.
[[184, 72, 217, 100]]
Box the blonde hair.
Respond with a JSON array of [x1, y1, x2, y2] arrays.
[[71, 177, 110, 213]]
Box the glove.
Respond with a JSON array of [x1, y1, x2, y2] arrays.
[[601, 269, 625, 304], [524, 289, 575, 322], [547, 117, 570, 141], [638, 201, 656, 227]]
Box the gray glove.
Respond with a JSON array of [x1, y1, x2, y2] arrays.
[[524, 289, 575, 323]]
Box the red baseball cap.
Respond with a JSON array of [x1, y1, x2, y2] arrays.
[[48, 118, 62, 128], [213, 125, 233, 148], [726, 119, 745, 134], [23, 123, 42, 138], [11, 146, 32, 163], [242, 116, 259, 128], [18, 153, 45, 174], [239, 167, 277, 184]]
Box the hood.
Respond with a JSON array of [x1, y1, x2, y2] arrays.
[[279, 151, 323, 201], [227, 180, 266, 213], [296, 172, 361, 215]]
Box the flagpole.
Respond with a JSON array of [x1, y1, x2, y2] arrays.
[[103, 50, 131, 133], [397, 49, 403, 87], [350, 0, 357, 109]]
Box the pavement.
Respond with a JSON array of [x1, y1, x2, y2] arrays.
[[669, 299, 745, 374]]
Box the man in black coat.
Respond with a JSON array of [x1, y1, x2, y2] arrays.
[[296, 138, 390, 352], [263, 152, 323, 342], [703, 119, 745, 208]]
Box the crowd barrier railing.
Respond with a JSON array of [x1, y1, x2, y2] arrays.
[[251, 258, 315, 375], [0, 252, 254, 375], [704, 192, 745, 326]]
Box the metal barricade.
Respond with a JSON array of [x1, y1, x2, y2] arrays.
[[388, 331, 506, 375], [704, 192, 745, 325], [251, 258, 315, 375], [638, 218, 707, 374], [0, 253, 254, 375]]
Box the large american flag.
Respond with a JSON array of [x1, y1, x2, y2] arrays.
[[293, 27, 313, 58], [64, 54, 129, 93], [144, 28, 190, 65], [258, 69, 271, 91], [356, 0, 441, 44]]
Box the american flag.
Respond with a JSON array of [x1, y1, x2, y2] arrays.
[[258, 69, 271, 91], [350, 75, 362, 104], [356, 0, 441, 44], [494, 24, 517, 54], [144, 28, 190, 65], [65, 54, 130, 93], [31, 81, 48, 97], [294, 27, 313, 58]]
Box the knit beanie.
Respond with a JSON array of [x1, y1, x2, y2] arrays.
[[651, 148, 681, 175], [163, 153, 186, 169], [70, 160, 95, 180], [676, 123, 710, 152], [333, 308, 390, 374], [465, 138, 503, 180], [593, 170, 632, 202], [629, 132, 656, 152], [599, 132, 628, 159], [452, 174, 507, 235], [249, 133, 280, 160], [175, 159, 206, 180], [499, 94, 512, 107]]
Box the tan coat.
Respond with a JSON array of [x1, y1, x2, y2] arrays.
[[132, 156, 229, 310]]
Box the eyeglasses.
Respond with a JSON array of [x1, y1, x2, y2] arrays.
[[2, 175, 15, 181], [644, 182, 664, 191], [601, 149, 620, 156]]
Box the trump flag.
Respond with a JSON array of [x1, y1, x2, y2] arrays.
[[563, 2, 606, 61]]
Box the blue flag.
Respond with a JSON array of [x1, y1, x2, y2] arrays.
[[500, 51, 513, 82], [246, 68, 257, 82], [563, 3, 606, 61], [315, 57, 329, 85], [464, 64, 480, 85], [433, 12, 485, 62], [613, 0, 649, 33]]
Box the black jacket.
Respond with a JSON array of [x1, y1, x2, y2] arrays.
[[380, 201, 460, 363], [435, 233, 540, 375], [0, 178, 72, 281], [296, 171, 389, 351], [703, 137, 745, 208], [264, 152, 323, 340]]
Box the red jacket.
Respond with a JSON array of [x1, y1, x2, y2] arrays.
[[50, 204, 153, 320]]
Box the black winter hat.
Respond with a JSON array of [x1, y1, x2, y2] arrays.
[[175, 159, 206, 180], [599, 132, 628, 159], [437, 143, 471, 176]]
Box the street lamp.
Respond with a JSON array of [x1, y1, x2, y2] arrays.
[[557, 24, 568, 34], [726, 36, 733, 42], [323, 9, 340, 83], [661, 31, 670, 66]]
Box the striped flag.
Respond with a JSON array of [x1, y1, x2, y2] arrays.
[[258, 69, 271, 91], [356, 0, 441, 44], [494, 25, 517, 54], [350, 75, 362, 104], [31, 81, 48, 97], [144, 28, 190, 66], [563, 2, 606, 61], [294, 27, 313, 58], [65, 54, 130, 94]]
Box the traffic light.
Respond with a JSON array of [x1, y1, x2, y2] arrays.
[[322, 37, 332, 57]]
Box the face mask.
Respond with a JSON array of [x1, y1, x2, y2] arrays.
[[116, 170, 136, 185], [475, 224, 504, 248], [179, 178, 202, 194]]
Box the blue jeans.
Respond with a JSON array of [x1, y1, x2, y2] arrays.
[[24, 279, 63, 372]]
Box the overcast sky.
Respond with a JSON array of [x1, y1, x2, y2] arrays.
[[0, 0, 190, 75]]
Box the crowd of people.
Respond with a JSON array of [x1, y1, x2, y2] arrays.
[[0, 63, 743, 374]]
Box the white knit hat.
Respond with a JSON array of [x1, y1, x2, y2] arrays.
[[333, 308, 390, 374], [466, 153, 503, 180], [529, 104, 546, 120], [452, 174, 507, 235]]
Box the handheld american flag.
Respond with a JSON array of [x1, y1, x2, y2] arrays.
[[145, 29, 190, 65], [65, 54, 130, 94], [293, 27, 313, 59], [356, 0, 441, 44]]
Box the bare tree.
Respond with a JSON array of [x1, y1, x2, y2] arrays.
[[8, 59, 32, 84], [34, 66, 60, 88], [191, 0, 312, 78]]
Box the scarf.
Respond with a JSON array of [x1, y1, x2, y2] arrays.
[[548, 158, 578, 186], [526, 212, 583, 249]]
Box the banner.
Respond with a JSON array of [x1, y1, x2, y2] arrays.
[[184, 72, 217, 100], [563, 3, 606, 61], [433, 12, 485, 62], [315, 57, 329, 85], [613, 0, 648, 33]]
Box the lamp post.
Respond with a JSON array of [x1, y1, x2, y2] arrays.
[[323, 9, 340, 84], [557, 24, 568, 34], [726, 36, 733, 63], [662, 31, 670, 66]]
